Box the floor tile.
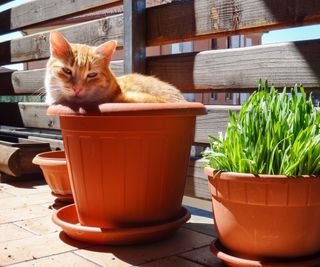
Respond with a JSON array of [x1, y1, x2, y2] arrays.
[[0, 205, 52, 224], [75, 228, 212, 266], [0, 232, 88, 266], [184, 214, 216, 237], [8, 252, 99, 267], [0, 223, 34, 243], [15, 216, 60, 235], [180, 246, 227, 267], [140, 256, 204, 267]]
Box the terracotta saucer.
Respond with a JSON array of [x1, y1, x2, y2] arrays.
[[210, 239, 320, 267], [52, 204, 191, 245], [51, 192, 74, 203]]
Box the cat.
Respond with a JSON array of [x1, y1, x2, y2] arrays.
[[45, 31, 186, 106]]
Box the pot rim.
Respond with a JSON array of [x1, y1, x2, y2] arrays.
[[32, 151, 66, 166], [204, 166, 320, 180], [47, 102, 206, 116]]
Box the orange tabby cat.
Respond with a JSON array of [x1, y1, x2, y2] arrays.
[[45, 31, 186, 106]]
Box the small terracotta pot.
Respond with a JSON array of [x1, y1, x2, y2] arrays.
[[33, 151, 73, 203], [204, 167, 320, 259], [48, 103, 206, 228]]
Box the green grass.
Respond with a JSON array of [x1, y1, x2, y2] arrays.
[[203, 81, 320, 176]]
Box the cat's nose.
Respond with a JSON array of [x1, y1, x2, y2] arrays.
[[72, 86, 82, 95]]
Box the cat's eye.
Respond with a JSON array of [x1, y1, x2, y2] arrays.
[[87, 72, 98, 78], [62, 68, 72, 75]]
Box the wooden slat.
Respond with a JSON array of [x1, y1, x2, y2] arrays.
[[28, 136, 64, 151], [147, 0, 320, 45], [2, 1, 320, 65], [9, 61, 124, 95], [0, 0, 120, 34], [147, 39, 320, 91], [2, 102, 234, 145], [0, 15, 124, 65], [18, 102, 60, 130], [194, 105, 240, 144], [124, 0, 146, 74], [4, 39, 320, 94], [185, 159, 211, 200]]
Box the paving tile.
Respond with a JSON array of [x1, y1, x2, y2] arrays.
[[75, 228, 212, 266], [140, 256, 204, 267], [183, 214, 216, 237], [0, 232, 89, 266], [0, 191, 15, 199], [2, 182, 50, 196], [179, 246, 227, 267], [14, 216, 60, 235], [8, 252, 99, 267], [0, 223, 34, 243], [0, 205, 52, 224]]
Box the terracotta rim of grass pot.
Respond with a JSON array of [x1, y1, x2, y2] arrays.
[[48, 103, 206, 233], [33, 151, 73, 203], [204, 166, 320, 261]]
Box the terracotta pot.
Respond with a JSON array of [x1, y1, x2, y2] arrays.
[[48, 103, 206, 228], [33, 151, 73, 203], [204, 167, 320, 259]]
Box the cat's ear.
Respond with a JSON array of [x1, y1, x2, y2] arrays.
[[95, 40, 117, 62], [49, 31, 72, 59]]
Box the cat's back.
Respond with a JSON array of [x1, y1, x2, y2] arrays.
[[116, 73, 186, 103]]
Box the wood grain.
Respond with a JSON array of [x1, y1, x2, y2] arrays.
[[3, 39, 320, 94], [0, 0, 120, 34], [147, 0, 320, 45], [2, 102, 236, 144], [18, 102, 60, 130], [2, 1, 320, 64], [5, 15, 124, 65], [185, 159, 211, 200], [147, 39, 320, 91], [195, 105, 240, 144]]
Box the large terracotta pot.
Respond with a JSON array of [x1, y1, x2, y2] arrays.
[[33, 151, 73, 203], [204, 167, 320, 258], [48, 103, 206, 228]]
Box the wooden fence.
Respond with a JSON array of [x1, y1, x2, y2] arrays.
[[0, 0, 320, 198]]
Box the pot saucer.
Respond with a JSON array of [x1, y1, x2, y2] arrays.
[[51, 192, 74, 203], [52, 204, 191, 245], [210, 239, 320, 267]]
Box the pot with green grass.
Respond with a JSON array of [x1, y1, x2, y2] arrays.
[[203, 81, 320, 266]]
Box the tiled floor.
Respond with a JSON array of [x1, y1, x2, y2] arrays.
[[0, 179, 225, 267]]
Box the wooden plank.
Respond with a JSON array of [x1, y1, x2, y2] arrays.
[[147, 39, 320, 91], [10, 61, 124, 94], [195, 105, 240, 144], [124, 0, 146, 74], [28, 136, 64, 151], [5, 39, 320, 94], [2, 1, 320, 65], [147, 0, 320, 45], [0, 0, 120, 34], [18, 102, 60, 130], [11, 69, 46, 95], [0, 126, 62, 141], [0, 15, 124, 65], [3, 102, 234, 145], [185, 159, 211, 200]]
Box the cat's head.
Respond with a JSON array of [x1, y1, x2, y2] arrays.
[[45, 31, 118, 106]]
